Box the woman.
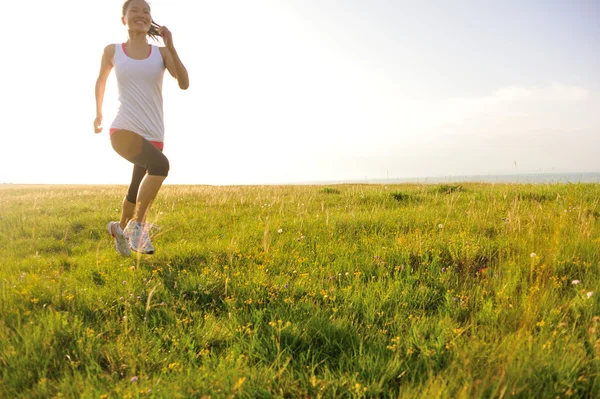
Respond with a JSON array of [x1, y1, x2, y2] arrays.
[[94, 0, 189, 255]]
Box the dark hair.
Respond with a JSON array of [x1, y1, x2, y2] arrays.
[[122, 0, 161, 42]]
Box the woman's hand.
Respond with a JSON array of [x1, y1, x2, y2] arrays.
[[94, 114, 103, 134], [158, 26, 174, 50], [157, 26, 189, 90]]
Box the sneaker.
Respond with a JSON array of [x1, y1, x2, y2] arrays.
[[107, 221, 131, 256], [124, 220, 157, 254]]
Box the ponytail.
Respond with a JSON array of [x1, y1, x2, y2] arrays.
[[148, 21, 162, 42]]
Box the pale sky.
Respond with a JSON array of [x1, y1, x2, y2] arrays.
[[1, 0, 599, 185]]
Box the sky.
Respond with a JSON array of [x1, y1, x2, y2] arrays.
[[1, 0, 599, 185]]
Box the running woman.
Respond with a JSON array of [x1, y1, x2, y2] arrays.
[[94, 0, 189, 255]]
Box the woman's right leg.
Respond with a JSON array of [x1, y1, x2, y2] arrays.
[[111, 130, 169, 202], [111, 130, 169, 243], [120, 164, 146, 230]]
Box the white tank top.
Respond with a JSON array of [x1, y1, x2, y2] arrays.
[[110, 44, 166, 142]]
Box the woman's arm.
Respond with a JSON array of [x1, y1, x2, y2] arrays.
[[94, 45, 115, 133], [158, 27, 190, 90]]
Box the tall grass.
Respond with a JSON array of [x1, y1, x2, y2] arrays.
[[0, 183, 599, 398]]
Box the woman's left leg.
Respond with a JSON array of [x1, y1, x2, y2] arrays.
[[135, 174, 167, 224]]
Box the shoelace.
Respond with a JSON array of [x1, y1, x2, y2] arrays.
[[139, 223, 160, 247], [143, 223, 160, 235], [147, 223, 160, 231]]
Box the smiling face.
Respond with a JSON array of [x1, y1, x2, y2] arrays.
[[122, 0, 152, 34]]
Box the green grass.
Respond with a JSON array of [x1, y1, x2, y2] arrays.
[[1, 183, 599, 398]]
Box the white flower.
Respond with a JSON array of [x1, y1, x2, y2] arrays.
[[530, 253, 537, 258], [587, 292, 594, 299], [572, 280, 581, 285], [438, 224, 443, 229], [277, 228, 283, 234]]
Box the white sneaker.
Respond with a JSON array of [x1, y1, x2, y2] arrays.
[[124, 220, 157, 254], [107, 221, 131, 256]]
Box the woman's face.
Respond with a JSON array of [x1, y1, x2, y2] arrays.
[[122, 0, 152, 34]]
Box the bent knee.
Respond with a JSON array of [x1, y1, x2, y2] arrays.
[[148, 157, 169, 177]]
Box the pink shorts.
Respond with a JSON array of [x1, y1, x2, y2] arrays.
[[110, 128, 164, 151]]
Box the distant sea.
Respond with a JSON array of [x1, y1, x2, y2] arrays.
[[307, 172, 600, 185]]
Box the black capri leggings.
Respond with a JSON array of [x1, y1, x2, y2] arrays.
[[110, 130, 170, 204]]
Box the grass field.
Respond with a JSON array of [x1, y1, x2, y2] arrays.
[[1, 183, 599, 398]]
